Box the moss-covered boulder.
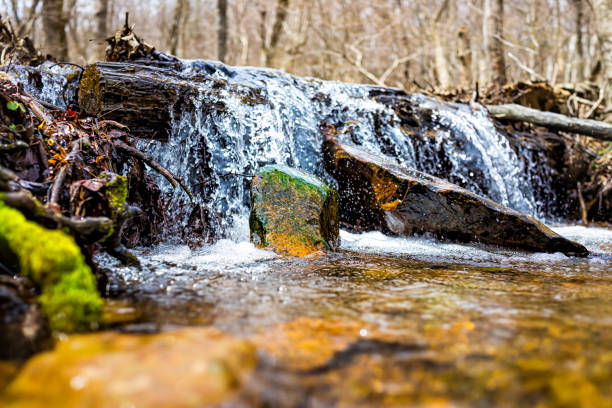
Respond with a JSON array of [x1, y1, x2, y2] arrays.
[[1, 327, 256, 408], [0, 202, 102, 333], [250, 165, 340, 256]]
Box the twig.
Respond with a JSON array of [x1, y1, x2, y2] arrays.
[[577, 182, 588, 225], [113, 139, 194, 200], [507, 52, 545, 81]]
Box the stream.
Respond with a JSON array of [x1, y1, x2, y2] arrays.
[[2, 61, 611, 407]]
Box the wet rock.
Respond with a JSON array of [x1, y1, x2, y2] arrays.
[[1, 327, 256, 408], [323, 135, 589, 256], [249, 165, 339, 256], [0, 280, 51, 360]]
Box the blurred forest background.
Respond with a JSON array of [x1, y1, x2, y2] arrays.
[[2, 0, 612, 103]]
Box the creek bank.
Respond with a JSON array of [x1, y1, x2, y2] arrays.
[[323, 129, 589, 256], [250, 165, 339, 256]]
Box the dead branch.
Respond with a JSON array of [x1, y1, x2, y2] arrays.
[[487, 103, 612, 141], [113, 139, 194, 200]]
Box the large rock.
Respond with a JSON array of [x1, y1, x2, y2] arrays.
[[250, 165, 340, 256], [323, 135, 589, 256], [1, 327, 256, 408]]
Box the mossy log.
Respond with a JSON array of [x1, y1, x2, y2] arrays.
[[0, 202, 102, 333], [78, 62, 197, 141]]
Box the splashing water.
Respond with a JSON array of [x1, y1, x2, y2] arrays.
[[135, 61, 542, 240], [13, 60, 547, 239]]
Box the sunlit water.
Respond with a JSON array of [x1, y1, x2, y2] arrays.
[[94, 226, 612, 405]]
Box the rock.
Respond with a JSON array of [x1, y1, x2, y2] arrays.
[[0, 202, 103, 332], [0, 280, 51, 360], [249, 165, 340, 256], [1, 327, 256, 408], [323, 135, 589, 256]]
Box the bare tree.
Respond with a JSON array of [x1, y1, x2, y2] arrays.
[[593, 0, 612, 119], [432, 0, 450, 89], [264, 0, 289, 67], [42, 0, 68, 60], [217, 0, 228, 62], [483, 0, 506, 85], [95, 0, 108, 60], [169, 0, 188, 56]]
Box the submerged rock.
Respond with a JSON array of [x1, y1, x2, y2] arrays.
[[0, 202, 102, 332], [1, 327, 256, 408], [323, 135, 589, 256], [250, 165, 339, 256]]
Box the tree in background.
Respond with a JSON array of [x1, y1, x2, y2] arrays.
[[94, 0, 108, 60], [41, 0, 67, 60], [483, 0, 506, 85], [217, 0, 228, 62], [594, 0, 612, 119], [169, 0, 188, 56]]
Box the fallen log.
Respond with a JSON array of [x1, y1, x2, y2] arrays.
[[78, 62, 197, 140], [486, 104, 612, 141]]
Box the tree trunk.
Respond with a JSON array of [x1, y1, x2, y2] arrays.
[[570, 0, 584, 82], [432, 0, 450, 89], [94, 0, 108, 61], [265, 0, 289, 67], [169, 0, 188, 56], [483, 0, 506, 85], [42, 0, 68, 60], [593, 0, 612, 121], [217, 0, 228, 62]]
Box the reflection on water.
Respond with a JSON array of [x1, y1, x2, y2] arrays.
[[94, 226, 612, 406]]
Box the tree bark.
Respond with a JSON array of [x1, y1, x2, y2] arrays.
[[41, 0, 68, 60], [483, 0, 506, 85], [94, 0, 108, 61], [487, 104, 612, 141], [217, 0, 228, 62], [593, 0, 612, 121]]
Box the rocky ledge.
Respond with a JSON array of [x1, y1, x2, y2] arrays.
[[323, 129, 589, 257]]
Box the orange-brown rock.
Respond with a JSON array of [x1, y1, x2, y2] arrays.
[[250, 165, 339, 257], [1, 327, 256, 408], [323, 134, 589, 256]]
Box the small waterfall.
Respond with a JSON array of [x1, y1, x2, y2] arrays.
[[13, 60, 552, 240]]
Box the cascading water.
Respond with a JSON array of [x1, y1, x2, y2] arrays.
[[11, 60, 548, 240], [139, 60, 541, 240]]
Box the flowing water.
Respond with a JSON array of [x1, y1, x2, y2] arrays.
[[3, 62, 611, 407]]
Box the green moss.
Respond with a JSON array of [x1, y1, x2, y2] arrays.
[[0, 202, 102, 333], [250, 165, 339, 256], [102, 173, 128, 214]]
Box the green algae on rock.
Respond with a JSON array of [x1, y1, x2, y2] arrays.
[[1, 327, 256, 408], [0, 202, 102, 333], [250, 165, 339, 256]]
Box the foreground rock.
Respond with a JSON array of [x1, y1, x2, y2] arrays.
[[0, 280, 50, 360], [1, 327, 256, 408], [323, 134, 589, 256], [250, 165, 339, 257]]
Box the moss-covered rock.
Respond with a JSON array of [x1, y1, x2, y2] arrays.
[[0, 202, 102, 333], [250, 165, 339, 256]]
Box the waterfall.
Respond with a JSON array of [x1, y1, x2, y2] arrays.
[[11, 61, 550, 241]]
